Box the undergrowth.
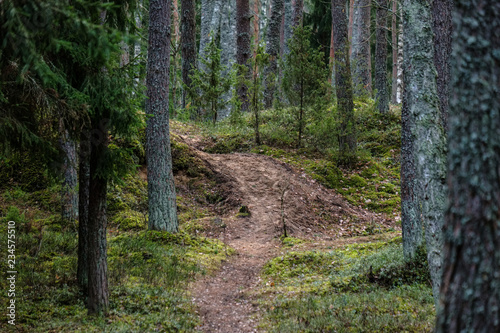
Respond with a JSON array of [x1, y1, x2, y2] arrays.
[[257, 238, 435, 332]]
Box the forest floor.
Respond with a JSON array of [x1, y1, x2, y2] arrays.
[[176, 132, 395, 332]]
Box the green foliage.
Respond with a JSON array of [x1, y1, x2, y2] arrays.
[[281, 25, 331, 148], [258, 238, 435, 332], [185, 35, 232, 123]]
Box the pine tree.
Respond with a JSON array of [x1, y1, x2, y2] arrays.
[[437, 1, 500, 330], [236, 0, 252, 111], [402, 0, 446, 305], [187, 38, 232, 123], [263, 0, 284, 108], [181, 0, 197, 109], [351, 0, 372, 97], [147, 0, 178, 232], [375, 0, 389, 113], [332, 0, 356, 159]]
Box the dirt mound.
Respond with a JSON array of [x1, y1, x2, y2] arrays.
[[176, 133, 396, 332]]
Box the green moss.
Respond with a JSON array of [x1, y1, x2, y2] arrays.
[[113, 210, 146, 231]]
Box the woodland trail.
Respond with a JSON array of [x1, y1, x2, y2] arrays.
[[179, 135, 391, 332]]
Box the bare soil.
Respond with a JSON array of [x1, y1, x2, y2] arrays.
[[177, 134, 397, 332]]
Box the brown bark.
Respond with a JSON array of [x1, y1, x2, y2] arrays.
[[292, 0, 303, 27], [237, 0, 252, 111]]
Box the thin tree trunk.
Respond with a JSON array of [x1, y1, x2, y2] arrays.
[[77, 129, 90, 292], [375, 0, 389, 113], [332, 0, 356, 159], [431, 0, 452, 130], [181, 0, 196, 108], [264, 0, 284, 108], [329, 25, 334, 84], [396, 4, 403, 103], [237, 0, 252, 111], [350, 0, 372, 97], [146, 0, 178, 232], [60, 129, 78, 225], [403, 0, 446, 306], [437, 1, 500, 331], [87, 121, 109, 315], [253, 0, 260, 56], [390, 0, 398, 103]]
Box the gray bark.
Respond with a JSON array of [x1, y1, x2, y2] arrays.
[[390, 0, 397, 103], [436, 1, 500, 331], [282, 0, 293, 56], [332, 0, 356, 158], [350, 0, 372, 97], [263, 0, 284, 108], [219, 0, 237, 119], [402, 0, 446, 306], [396, 4, 403, 103], [77, 129, 90, 292], [146, 0, 178, 232], [181, 0, 197, 108], [401, 85, 423, 261], [60, 130, 78, 225], [199, 0, 215, 68], [431, 0, 452, 130], [375, 0, 389, 113]]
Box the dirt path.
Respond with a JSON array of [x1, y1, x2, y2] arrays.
[[180, 136, 392, 332]]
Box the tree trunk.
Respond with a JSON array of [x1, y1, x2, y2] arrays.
[[253, 0, 260, 56], [403, 0, 446, 306], [396, 4, 403, 103], [146, 0, 178, 232], [348, 0, 354, 56], [350, 0, 372, 97], [172, 0, 180, 43], [237, 0, 252, 111], [375, 0, 389, 113], [431, 0, 452, 130], [401, 86, 423, 261], [77, 129, 90, 292], [87, 121, 109, 315], [264, 0, 284, 108], [332, 0, 356, 159], [292, 0, 303, 27], [199, 0, 215, 67], [390, 0, 398, 103], [436, 1, 500, 331], [60, 129, 78, 225], [181, 0, 196, 108], [282, 0, 294, 56], [219, 1, 237, 119]]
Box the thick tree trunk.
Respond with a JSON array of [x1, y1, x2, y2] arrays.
[[350, 0, 372, 97], [60, 130, 78, 225], [181, 0, 196, 108], [146, 0, 178, 232], [77, 129, 90, 292], [263, 0, 284, 108], [199, 0, 215, 67], [348, 0, 354, 55], [87, 122, 109, 315], [219, 1, 237, 119], [237, 0, 252, 111], [431, 0, 452, 130], [332, 0, 356, 158], [282, 0, 294, 56], [437, 1, 500, 331], [375, 0, 389, 113], [403, 0, 446, 306], [401, 87, 423, 261], [390, 0, 398, 103]]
